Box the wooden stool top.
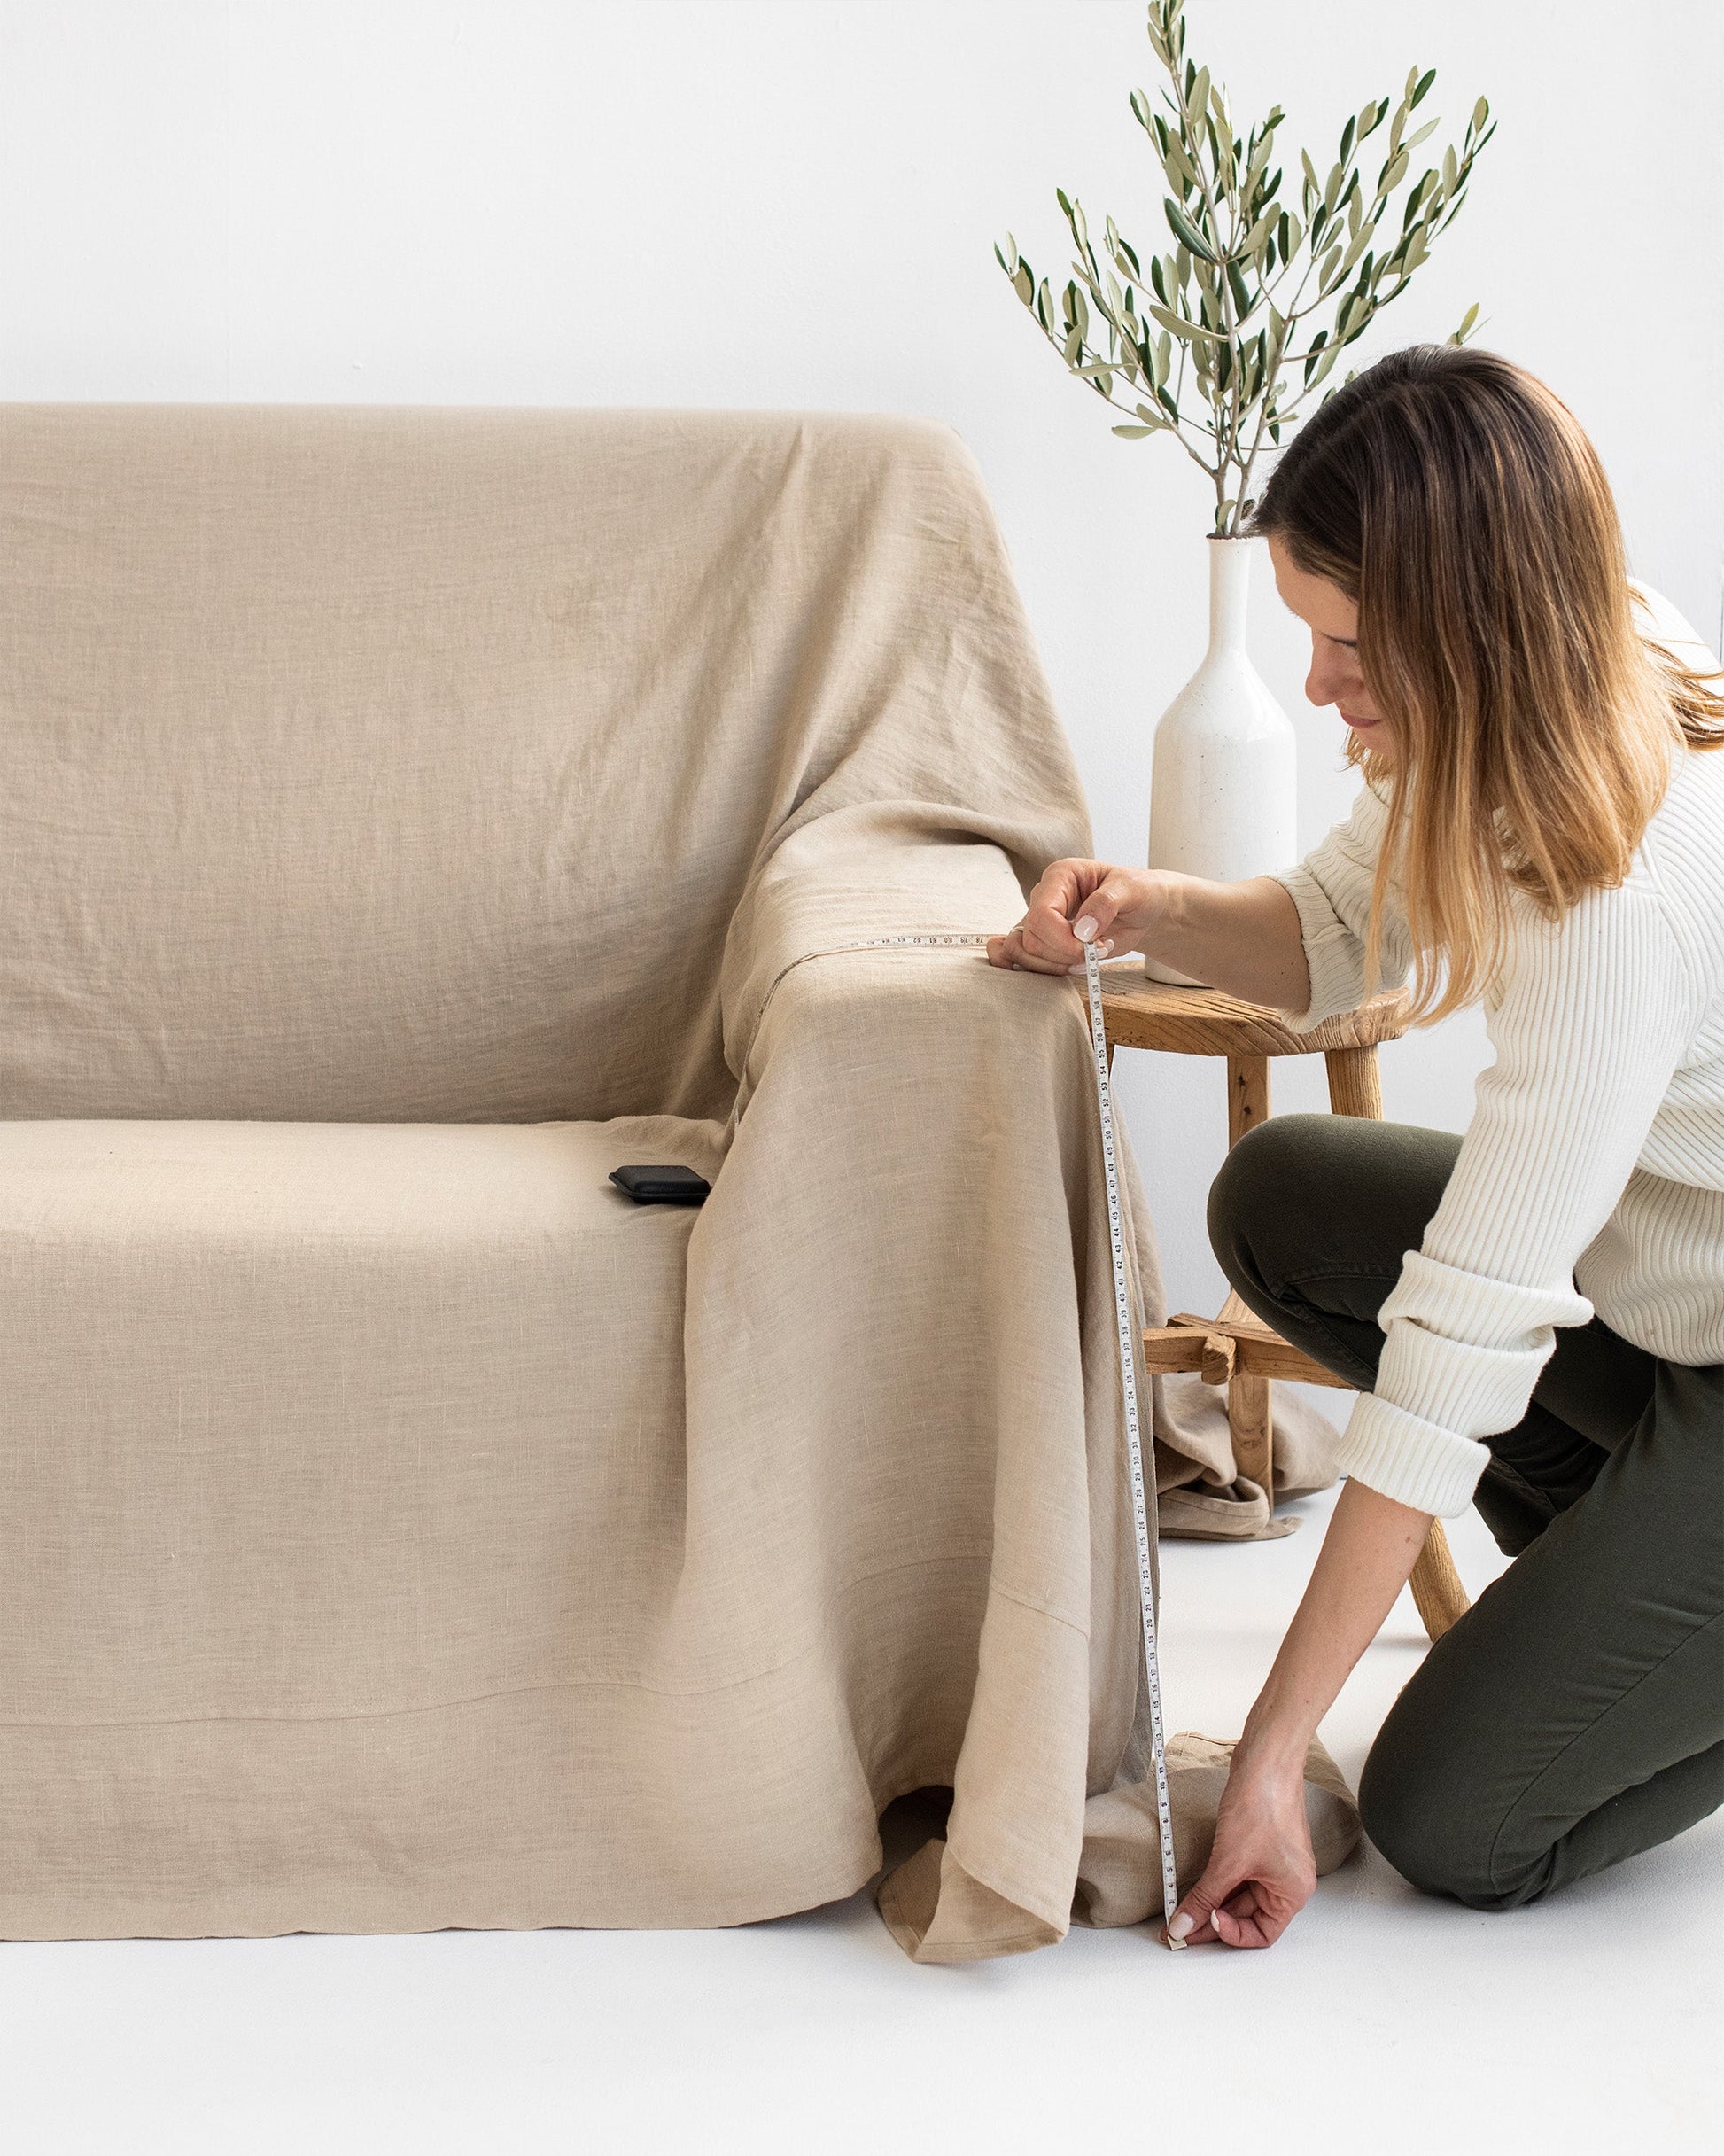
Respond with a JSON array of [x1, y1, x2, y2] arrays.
[[1099, 960, 1408, 1058]]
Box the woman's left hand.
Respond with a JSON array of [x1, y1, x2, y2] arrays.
[[1166, 1745, 1317, 1949]]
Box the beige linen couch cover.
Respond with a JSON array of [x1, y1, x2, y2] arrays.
[[0, 403, 1332, 1952]]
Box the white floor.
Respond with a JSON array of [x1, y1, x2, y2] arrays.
[[6, 1488, 1720, 2156]]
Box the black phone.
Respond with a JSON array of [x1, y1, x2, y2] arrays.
[[609, 1164, 711, 1206]]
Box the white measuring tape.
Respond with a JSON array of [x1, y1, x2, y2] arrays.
[[843, 931, 1183, 1947]]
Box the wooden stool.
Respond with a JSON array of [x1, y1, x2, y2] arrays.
[[1099, 961, 1470, 1643]]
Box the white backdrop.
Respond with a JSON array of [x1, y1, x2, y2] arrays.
[[4, 0, 1719, 1312]]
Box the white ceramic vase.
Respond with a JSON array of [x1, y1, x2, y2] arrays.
[[1145, 534, 1297, 985]]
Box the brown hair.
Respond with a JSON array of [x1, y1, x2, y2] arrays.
[[1249, 343, 1724, 1024]]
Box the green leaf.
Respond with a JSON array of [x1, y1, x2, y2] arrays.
[[1413, 67, 1436, 107], [1111, 424, 1159, 438], [1164, 197, 1217, 262], [1448, 300, 1481, 345], [1148, 300, 1222, 346], [1158, 132, 1186, 191], [1226, 257, 1252, 317], [1340, 214, 1378, 275], [1402, 173, 1431, 230]]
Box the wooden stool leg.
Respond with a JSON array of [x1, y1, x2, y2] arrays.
[[1409, 1522, 1469, 1640], [1227, 1371, 1273, 1498], [1324, 1044, 1382, 1119], [1324, 1042, 1472, 1642], [1227, 1053, 1270, 1148], [1222, 1055, 1274, 1497]]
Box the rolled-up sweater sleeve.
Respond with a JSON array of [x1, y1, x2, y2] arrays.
[[1333, 879, 1703, 1516], [1268, 783, 1412, 1032]]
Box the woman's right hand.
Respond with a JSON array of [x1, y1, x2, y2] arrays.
[[986, 859, 1165, 975], [1164, 1744, 1318, 1950]]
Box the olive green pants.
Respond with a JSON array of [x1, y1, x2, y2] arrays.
[[1208, 1113, 1724, 1910]]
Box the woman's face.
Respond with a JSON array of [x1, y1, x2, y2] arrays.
[[1266, 533, 1390, 749]]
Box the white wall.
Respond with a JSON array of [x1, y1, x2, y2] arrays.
[[4, 0, 1720, 1310]]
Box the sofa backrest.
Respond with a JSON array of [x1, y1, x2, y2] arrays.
[[0, 404, 1085, 1123]]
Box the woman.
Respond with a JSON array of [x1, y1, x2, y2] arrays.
[[990, 343, 1724, 1947]]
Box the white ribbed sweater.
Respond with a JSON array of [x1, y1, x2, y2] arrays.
[[1271, 676, 1724, 1519]]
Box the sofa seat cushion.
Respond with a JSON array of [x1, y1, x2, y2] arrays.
[[0, 1112, 725, 1727]]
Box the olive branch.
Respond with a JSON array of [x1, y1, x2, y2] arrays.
[[997, 0, 1495, 534]]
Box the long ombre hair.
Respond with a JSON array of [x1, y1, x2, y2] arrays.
[[1249, 344, 1724, 1024]]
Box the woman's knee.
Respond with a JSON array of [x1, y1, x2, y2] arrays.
[[1208, 1112, 1462, 1304], [1358, 1694, 1550, 1911], [1205, 1112, 1338, 1296], [1358, 1723, 1503, 1907]]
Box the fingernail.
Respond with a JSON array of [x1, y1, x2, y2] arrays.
[[1073, 916, 1098, 942], [1097, 939, 1114, 958], [1169, 1911, 1194, 1940]]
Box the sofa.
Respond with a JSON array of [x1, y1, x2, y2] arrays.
[[0, 401, 1302, 1956]]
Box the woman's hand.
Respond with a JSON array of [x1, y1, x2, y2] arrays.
[[988, 859, 1313, 1011], [1166, 1743, 1317, 1950], [986, 859, 1165, 975], [1162, 1481, 1435, 1949]]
